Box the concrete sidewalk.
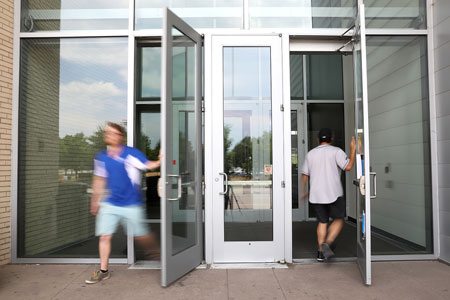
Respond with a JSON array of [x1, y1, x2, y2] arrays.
[[1, 261, 450, 300]]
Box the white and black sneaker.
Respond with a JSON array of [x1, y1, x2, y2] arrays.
[[316, 251, 325, 262]]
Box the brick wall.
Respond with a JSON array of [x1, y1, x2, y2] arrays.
[[0, 0, 14, 264]]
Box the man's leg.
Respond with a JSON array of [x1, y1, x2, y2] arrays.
[[129, 205, 160, 259], [325, 218, 344, 246], [317, 222, 328, 251], [325, 197, 346, 246], [85, 234, 113, 284], [86, 203, 117, 284], [99, 234, 113, 271]]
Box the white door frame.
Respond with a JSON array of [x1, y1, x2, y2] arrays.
[[205, 34, 285, 263]]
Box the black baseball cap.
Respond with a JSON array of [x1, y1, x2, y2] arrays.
[[318, 128, 332, 141]]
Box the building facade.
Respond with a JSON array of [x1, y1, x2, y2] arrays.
[[0, 0, 449, 286]]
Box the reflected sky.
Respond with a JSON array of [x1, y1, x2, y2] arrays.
[[224, 47, 271, 100], [58, 38, 128, 138], [141, 47, 161, 98], [224, 47, 272, 149], [140, 112, 160, 151]]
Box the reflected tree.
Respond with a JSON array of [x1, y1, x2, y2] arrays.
[[231, 136, 252, 176], [59, 133, 92, 179], [140, 132, 160, 161], [88, 126, 106, 154], [223, 125, 233, 173]]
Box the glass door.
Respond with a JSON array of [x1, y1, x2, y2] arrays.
[[353, 3, 374, 286], [161, 7, 203, 287], [211, 35, 284, 263]]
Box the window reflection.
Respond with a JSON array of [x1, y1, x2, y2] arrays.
[[223, 47, 273, 242], [170, 30, 198, 255], [365, 0, 427, 29], [139, 46, 162, 100], [21, 0, 129, 32], [18, 38, 128, 258], [249, 0, 356, 29], [135, 0, 243, 30], [367, 36, 432, 254]]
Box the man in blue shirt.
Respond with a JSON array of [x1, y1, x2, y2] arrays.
[[85, 122, 161, 284]]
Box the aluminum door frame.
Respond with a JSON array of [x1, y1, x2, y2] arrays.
[[210, 35, 285, 263], [161, 7, 203, 287], [353, 3, 372, 286]]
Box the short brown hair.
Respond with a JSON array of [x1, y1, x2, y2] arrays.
[[106, 122, 125, 136]]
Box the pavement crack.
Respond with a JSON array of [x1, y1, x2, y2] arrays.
[[272, 268, 287, 300], [226, 269, 230, 300], [49, 265, 91, 300]]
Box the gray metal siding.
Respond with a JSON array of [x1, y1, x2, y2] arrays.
[[434, 0, 450, 262]]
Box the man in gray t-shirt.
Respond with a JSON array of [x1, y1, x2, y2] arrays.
[[301, 128, 356, 261]]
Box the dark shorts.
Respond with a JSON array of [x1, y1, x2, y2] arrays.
[[312, 197, 346, 223]]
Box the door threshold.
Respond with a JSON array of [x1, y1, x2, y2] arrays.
[[211, 263, 288, 269], [129, 261, 208, 270], [129, 260, 161, 269], [292, 257, 357, 264]]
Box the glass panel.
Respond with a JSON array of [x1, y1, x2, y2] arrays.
[[307, 54, 344, 100], [249, 0, 356, 29], [353, 19, 368, 263], [223, 47, 273, 241], [170, 28, 197, 255], [307, 103, 345, 218], [307, 104, 345, 153], [18, 38, 128, 258], [138, 46, 162, 101], [136, 0, 243, 30], [366, 36, 432, 254], [138, 109, 161, 219], [21, 0, 128, 32], [291, 110, 298, 209], [135, 108, 161, 260], [134, 108, 161, 260], [365, 0, 427, 29], [290, 54, 304, 100]]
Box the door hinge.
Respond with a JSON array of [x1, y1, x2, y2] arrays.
[[281, 180, 285, 188], [280, 104, 284, 111], [201, 101, 205, 112]]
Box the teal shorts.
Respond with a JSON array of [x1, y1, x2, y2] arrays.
[[96, 202, 149, 237]]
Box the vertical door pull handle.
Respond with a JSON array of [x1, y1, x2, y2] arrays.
[[219, 172, 228, 195], [370, 172, 377, 199]]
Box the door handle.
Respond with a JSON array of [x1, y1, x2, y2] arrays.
[[167, 174, 182, 201], [370, 172, 377, 199], [219, 172, 228, 195]]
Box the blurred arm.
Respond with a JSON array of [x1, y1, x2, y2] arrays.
[[90, 175, 106, 216]]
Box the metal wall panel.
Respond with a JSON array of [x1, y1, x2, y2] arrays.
[[434, 0, 450, 263]]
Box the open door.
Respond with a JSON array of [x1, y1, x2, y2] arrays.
[[161, 7, 203, 287], [353, 3, 375, 286]]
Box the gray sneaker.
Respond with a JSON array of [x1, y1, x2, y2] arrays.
[[321, 243, 335, 259], [85, 269, 110, 284]]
